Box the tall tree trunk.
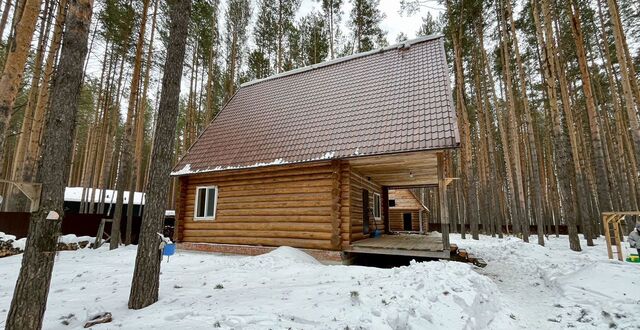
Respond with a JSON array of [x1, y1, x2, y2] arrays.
[[0, 0, 42, 178], [23, 0, 68, 183], [568, 0, 612, 221], [111, 0, 151, 249], [504, 0, 544, 245], [603, 0, 640, 164], [135, 0, 158, 192], [498, 0, 528, 242], [534, 0, 581, 251], [128, 0, 191, 310], [445, 0, 477, 240], [5, 0, 93, 327], [9, 0, 52, 209]]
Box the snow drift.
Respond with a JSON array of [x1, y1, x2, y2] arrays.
[[0, 245, 511, 329]]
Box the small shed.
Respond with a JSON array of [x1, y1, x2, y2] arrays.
[[171, 35, 459, 261], [388, 189, 428, 232]]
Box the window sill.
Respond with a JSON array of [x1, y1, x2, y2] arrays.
[[194, 217, 216, 221]]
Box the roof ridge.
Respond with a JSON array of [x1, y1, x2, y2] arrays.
[[240, 34, 444, 88]]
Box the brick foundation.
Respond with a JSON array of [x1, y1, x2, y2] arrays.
[[177, 242, 344, 263]]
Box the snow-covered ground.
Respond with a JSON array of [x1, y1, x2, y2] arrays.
[[450, 234, 640, 329], [0, 234, 637, 329]]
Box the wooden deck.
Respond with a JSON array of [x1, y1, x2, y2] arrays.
[[344, 234, 449, 259]]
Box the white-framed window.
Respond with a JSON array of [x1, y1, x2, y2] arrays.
[[373, 192, 381, 220], [194, 186, 218, 220]]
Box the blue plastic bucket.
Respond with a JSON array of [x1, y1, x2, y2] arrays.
[[373, 229, 382, 238], [163, 243, 176, 256]]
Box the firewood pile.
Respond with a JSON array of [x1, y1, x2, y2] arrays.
[[0, 239, 22, 258], [1, 238, 92, 258]]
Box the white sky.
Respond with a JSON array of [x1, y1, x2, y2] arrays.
[[297, 0, 445, 43]]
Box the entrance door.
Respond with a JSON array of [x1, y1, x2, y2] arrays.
[[362, 189, 370, 235], [403, 213, 412, 231]]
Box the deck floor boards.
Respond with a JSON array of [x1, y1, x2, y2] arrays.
[[345, 234, 448, 259]]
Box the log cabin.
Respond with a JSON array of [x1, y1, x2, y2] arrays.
[[171, 35, 459, 262], [388, 189, 428, 233]]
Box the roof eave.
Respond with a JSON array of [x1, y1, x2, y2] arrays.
[[170, 145, 459, 177]]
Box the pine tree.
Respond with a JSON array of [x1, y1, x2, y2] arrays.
[[316, 0, 342, 59], [5, 0, 94, 327], [417, 12, 443, 36], [222, 0, 251, 101], [0, 0, 42, 179], [128, 0, 191, 310], [111, 0, 151, 249], [247, 49, 271, 79], [348, 0, 386, 53], [298, 11, 329, 65]]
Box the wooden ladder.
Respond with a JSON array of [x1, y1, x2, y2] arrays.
[[603, 214, 626, 261], [94, 218, 112, 248]]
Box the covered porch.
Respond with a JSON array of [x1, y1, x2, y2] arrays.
[[344, 233, 448, 258], [344, 150, 455, 259]]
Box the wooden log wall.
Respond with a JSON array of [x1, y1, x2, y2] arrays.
[[389, 209, 422, 232], [348, 167, 384, 242], [387, 189, 426, 232], [177, 161, 341, 250]]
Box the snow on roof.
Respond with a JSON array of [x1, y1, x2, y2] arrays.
[[64, 187, 145, 205], [171, 152, 337, 176]]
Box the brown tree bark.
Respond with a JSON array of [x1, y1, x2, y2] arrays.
[[128, 0, 191, 310], [498, 0, 528, 242], [0, 0, 42, 178], [445, 0, 477, 240], [604, 0, 640, 164], [23, 0, 68, 183], [534, 0, 581, 251], [504, 0, 544, 244], [5, 0, 93, 327], [135, 0, 158, 192], [111, 0, 151, 248], [8, 0, 53, 209], [567, 0, 612, 220]]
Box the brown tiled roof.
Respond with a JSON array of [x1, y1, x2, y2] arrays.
[[172, 35, 459, 176]]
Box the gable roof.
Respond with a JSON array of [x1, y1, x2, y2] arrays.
[[172, 35, 459, 176]]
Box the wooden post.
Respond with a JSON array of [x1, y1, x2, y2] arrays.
[[382, 186, 389, 234], [438, 152, 450, 249], [612, 215, 623, 261], [603, 214, 613, 259]]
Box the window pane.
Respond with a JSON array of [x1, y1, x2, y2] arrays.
[[206, 188, 216, 217], [196, 188, 206, 218]]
